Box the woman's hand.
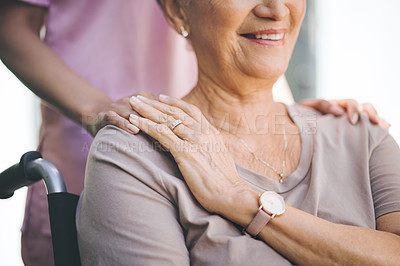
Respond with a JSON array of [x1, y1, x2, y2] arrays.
[[300, 99, 390, 129], [128, 95, 256, 221]]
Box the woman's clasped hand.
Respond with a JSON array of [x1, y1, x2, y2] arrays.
[[129, 94, 257, 224]]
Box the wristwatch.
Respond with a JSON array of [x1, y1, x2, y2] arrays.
[[244, 191, 286, 237]]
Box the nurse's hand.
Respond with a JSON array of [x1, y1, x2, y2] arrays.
[[300, 98, 390, 129], [85, 92, 155, 136]]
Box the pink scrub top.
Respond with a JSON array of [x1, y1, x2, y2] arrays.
[[25, 0, 197, 193], [17, 0, 197, 265]]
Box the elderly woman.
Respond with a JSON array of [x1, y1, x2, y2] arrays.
[[76, 0, 400, 265]]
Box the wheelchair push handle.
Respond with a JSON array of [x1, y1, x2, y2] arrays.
[[0, 151, 67, 199], [0, 152, 43, 199]]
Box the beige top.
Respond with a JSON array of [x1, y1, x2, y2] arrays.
[[76, 105, 400, 265]]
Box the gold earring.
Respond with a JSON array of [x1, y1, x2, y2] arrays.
[[180, 26, 189, 38]]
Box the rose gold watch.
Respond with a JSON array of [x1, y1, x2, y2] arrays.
[[244, 191, 286, 237]]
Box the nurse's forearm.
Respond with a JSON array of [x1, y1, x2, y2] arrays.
[[0, 1, 112, 128]]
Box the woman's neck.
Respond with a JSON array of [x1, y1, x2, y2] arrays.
[[182, 78, 287, 137], [182, 75, 302, 181]]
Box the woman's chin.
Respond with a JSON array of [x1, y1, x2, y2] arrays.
[[241, 65, 287, 83]]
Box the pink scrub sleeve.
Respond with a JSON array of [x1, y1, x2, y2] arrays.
[[16, 0, 50, 7], [16, 0, 198, 265]]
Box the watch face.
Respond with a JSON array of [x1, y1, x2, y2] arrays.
[[260, 191, 285, 215]]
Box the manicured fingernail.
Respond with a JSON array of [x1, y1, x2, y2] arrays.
[[351, 113, 358, 125], [159, 94, 169, 101], [384, 120, 391, 129], [137, 95, 148, 102], [127, 124, 139, 133], [130, 96, 141, 103], [374, 114, 380, 123], [129, 114, 139, 122], [330, 105, 345, 115]]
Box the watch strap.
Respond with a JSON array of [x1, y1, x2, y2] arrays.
[[244, 206, 271, 237]]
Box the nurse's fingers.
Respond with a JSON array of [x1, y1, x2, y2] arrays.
[[300, 99, 345, 116]]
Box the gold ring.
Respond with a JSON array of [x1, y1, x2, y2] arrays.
[[169, 120, 183, 131]]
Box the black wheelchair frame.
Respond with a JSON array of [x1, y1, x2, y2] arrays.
[[0, 151, 81, 266]]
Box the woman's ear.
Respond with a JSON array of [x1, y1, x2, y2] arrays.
[[159, 0, 190, 36]]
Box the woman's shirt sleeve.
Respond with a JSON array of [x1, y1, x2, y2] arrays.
[[76, 126, 190, 265], [369, 129, 400, 219]]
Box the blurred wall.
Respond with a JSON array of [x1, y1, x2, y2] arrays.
[[286, 0, 317, 101], [0, 61, 40, 266], [315, 0, 400, 143]]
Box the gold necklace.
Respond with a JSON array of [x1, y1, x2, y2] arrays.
[[237, 127, 287, 183]]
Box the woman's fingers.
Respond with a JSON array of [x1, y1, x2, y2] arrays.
[[129, 95, 199, 142], [130, 96, 173, 124], [129, 114, 181, 151], [159, 94, 203, 122], [130, 96, 198, 128], [139, 95, 198, 128], [158, 94, 217, 134]]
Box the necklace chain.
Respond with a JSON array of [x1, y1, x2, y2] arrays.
[[237, 127, 287, 183]]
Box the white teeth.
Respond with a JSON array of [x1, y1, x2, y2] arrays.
[[255, 33, 284, 40]]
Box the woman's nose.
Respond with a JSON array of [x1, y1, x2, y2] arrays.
[[253, 1, 290, 21]]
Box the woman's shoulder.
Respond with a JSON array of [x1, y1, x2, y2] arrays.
[[92, 125, 159, 156], [290, 104, 390, 150], [89, 125, 182, 178]]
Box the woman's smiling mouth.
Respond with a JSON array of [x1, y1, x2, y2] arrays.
[[254, 33, 284, 40], [241, 29, 287, 46]]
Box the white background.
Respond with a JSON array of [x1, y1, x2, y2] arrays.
[[0, 1, 399, 265], [315, 1, 400, 143], [0, 63, 40, 266]]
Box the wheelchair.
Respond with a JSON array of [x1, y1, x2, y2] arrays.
[[0, 151, 81, 266]]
